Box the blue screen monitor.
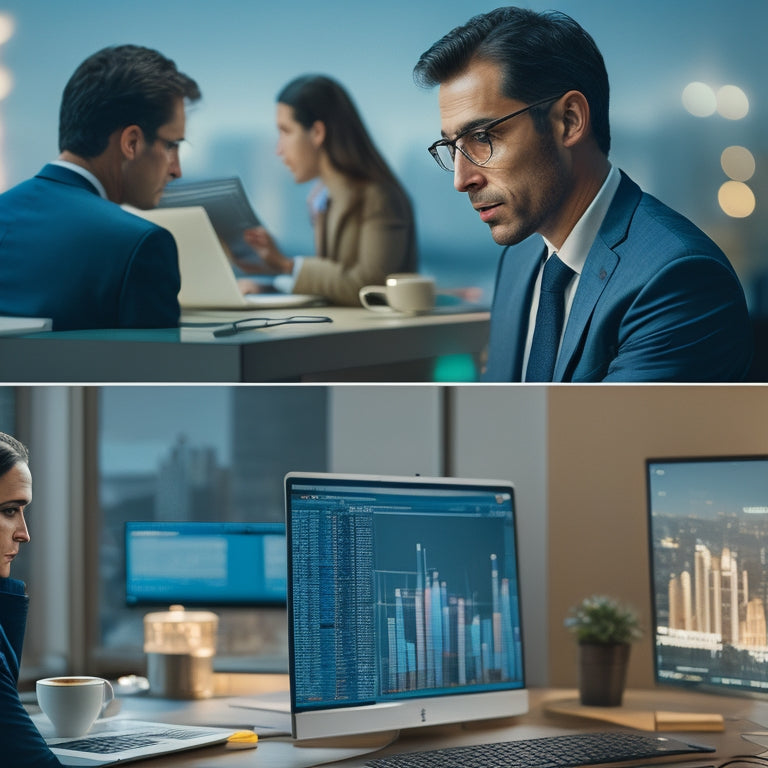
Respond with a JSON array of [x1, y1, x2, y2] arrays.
[[285, 472, 527, 741], [125, 521, 287, 607], [647, 455, 768, 696]]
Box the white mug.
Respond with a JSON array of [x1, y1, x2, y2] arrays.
[[36, 676, 115, 738], [359, 273, 436, 314]]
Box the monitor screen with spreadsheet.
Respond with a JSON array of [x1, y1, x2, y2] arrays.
[[647, 455, 768, 696], [285, 472, 528, 741], [125, 521, 287, 606]]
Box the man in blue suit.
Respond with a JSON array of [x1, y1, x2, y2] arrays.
[[414, 8, 753, 382], [0, 45, 201, 331]]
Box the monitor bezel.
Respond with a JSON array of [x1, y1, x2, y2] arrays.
[[645, 453, 768, 697], [284, 471, 529, 741], [124, 520, 287, 608]]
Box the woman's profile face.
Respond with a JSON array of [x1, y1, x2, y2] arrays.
[[275, 102, 322, 183], [0, 461, 32, 578]]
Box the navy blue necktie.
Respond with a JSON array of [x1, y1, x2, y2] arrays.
[[525, 254, 575, 382]]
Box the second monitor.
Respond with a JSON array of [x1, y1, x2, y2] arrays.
[[125, 521, 287, 607]]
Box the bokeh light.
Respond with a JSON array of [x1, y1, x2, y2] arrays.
[[718, 181, 755, 218], [0, 13, 14, 46], [682, 82, 717, 117], [716, 85, 749, 120], [721, 146, 756, 182], [0, 66, 12, 101]]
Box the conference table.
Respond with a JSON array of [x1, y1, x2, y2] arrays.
[[0, 305, 490, 383], [71, 677, 768, 767]]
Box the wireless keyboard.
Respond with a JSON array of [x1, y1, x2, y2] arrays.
[[364, 730, 715, 768]]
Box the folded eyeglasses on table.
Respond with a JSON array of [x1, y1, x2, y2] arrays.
[[183, 315, 333, 337]]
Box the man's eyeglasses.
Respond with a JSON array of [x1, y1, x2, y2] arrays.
[[212, 315, 332, 338], [428, 95, 563, 172]]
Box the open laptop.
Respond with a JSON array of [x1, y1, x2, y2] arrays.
[[130, 205, 323, 310], [43, 718, 233, 766]]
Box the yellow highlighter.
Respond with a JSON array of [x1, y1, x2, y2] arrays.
[[226, 730, 259, 750]]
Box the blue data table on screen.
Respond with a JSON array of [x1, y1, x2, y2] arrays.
[[125, 521, 287, 607]]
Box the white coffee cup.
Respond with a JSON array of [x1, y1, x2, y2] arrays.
[[36, 676, 115, 738], [359, 273, 436, 314]]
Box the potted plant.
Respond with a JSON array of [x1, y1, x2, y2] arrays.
[[565, 595, 642, 707]]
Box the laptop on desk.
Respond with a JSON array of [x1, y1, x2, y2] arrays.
[[129, 205, 323, 310], [42, 718, 233, 766]]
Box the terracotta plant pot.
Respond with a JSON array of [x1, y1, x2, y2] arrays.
[[578, 642, 630, 706]]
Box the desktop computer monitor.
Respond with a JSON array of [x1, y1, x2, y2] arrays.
[[285, 472, 528, 741], [124, 521, 287, 607], [646, 455, 768, 696]]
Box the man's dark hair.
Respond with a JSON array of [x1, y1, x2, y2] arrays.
[[414, 7, 610, 154], [59, 44, 201, 158]]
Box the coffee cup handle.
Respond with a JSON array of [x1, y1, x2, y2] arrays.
[[101, 679, 116, 717], [359, 285, 391, 312]]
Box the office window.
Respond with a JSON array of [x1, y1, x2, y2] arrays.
[[94, 386, 327, 672]]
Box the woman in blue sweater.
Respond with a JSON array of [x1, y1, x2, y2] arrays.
[[0, 432, 61, 766]]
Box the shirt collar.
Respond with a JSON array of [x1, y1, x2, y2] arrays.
[[541, 164, 621, 274], [51, 160, 109, 200]]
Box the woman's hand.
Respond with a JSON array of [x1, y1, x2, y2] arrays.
[[236, 227, 294, 275]]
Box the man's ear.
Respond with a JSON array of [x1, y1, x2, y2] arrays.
[[309, 120, 326, 148], [119, 125, 144, 160], [558, 90, 591, 148]]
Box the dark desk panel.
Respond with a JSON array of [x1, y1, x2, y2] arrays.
[[0, 307, 490, 383]]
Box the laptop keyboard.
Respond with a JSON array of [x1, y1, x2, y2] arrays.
[[364, 730, 715, 768], [54, 727, 222, 754]]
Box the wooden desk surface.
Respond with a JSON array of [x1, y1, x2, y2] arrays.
[[104, 684, 768, 767]]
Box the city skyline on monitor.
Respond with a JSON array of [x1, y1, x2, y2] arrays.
[[648, 456, 768, 693]]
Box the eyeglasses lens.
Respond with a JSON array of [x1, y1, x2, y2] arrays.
[[434, 144, 455, 171]]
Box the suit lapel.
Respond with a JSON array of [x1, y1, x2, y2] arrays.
[[488, 240, 543, 380], [555, 241, 618, 380], [554, 172, 642, 381]]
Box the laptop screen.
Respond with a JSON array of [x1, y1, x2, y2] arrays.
[[285, 472, 527, 740]]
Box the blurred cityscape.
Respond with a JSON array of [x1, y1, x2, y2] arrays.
[[97, 387, 327, 666]]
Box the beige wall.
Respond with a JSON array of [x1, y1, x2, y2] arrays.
[[547, 386, 768, 689]]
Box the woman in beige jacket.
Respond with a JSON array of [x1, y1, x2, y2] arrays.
[[236, 75, 417, 306]]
